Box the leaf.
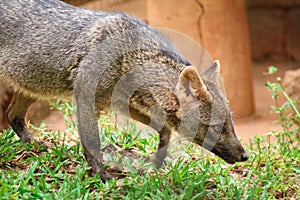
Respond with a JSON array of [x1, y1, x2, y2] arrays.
[[268, 66, 278, 74]]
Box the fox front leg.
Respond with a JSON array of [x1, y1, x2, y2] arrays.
[[154, 127, 171, 168], [75, 89, 113, 182], [74, 63, 112, 182], [129, 106, 171, 168]]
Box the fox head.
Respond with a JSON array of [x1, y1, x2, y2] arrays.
[[175, 60, 249, 164]]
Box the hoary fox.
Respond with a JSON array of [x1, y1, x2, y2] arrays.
[[0, 0, 248, 181]]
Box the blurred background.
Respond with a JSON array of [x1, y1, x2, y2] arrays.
[[0, 0, 299, 143]]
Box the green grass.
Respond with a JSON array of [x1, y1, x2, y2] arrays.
[[0, 68, 300, 199], [0, 115, 299, 199]]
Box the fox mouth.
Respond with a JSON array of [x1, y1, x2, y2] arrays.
[[220, 156, 242, 164], [211, 148, 248, 164], [224, 159, 237, 164]]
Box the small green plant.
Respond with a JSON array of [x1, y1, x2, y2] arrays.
[[264, 66, 300, 144]]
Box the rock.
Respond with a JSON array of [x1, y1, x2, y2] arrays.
[[283, 68, 300, 122], [283, 68, 300, 100]]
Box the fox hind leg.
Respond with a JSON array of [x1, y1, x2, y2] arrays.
[[6, 92, 36, 143]]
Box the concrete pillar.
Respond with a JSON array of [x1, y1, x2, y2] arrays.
[[147, 0, 254, 118]]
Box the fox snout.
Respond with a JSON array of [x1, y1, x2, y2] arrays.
[[241, 152, 249, 162], [201, 125, 249, 164], [224, 152, 249, 164]]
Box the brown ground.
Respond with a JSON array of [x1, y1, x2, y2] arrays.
[[43, 60, 298, 145]]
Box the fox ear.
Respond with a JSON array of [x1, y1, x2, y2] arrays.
[[201, 60, 226, 94], [201, 60, 221, 82], [176, 66, 211, 101]]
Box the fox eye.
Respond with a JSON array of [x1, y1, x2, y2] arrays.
[[212, 125, 223, 133]]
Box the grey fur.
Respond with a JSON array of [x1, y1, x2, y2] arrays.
[[0, 0, 248, 182]]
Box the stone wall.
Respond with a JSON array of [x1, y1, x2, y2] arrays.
[[247, 0, 300, 61]]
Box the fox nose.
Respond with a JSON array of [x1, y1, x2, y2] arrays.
[[241, 153, 249, 161]]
